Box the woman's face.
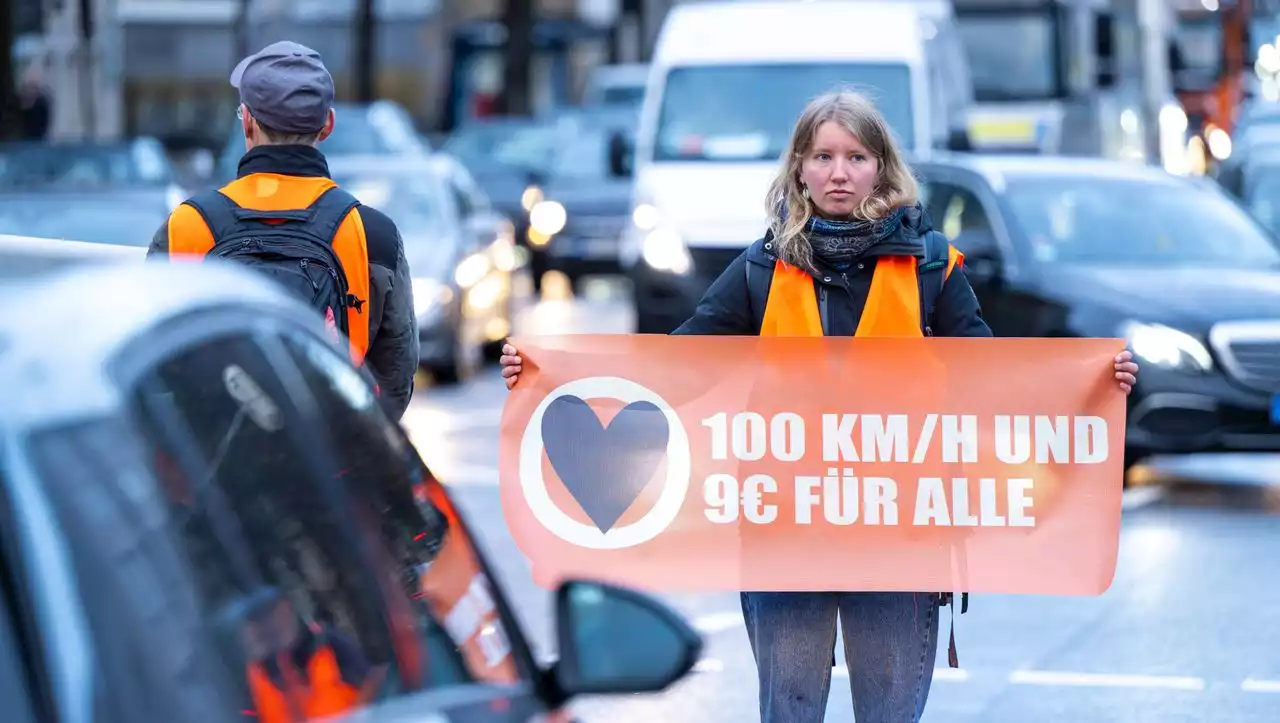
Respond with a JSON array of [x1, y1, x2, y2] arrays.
[[799, 121, 881, 218]]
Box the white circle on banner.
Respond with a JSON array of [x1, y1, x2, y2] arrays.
[[518, 376, 690, 549]]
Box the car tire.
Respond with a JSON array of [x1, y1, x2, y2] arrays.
[[430, 332, 480, 385]]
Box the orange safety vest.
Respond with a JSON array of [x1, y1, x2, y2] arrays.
[[760, 245, 964, 337], [246, 643, 362, 723], [165, 173, 372, 364]]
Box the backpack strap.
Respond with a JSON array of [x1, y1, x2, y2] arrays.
[[744, 233, 775, 331], [917, 230, 952, 335], [296, 186, 361, 247], [183, 190, 246, 246]]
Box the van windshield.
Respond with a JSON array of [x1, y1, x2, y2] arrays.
[[653, 63, 914, 162], [955, 12, 1063, 100]]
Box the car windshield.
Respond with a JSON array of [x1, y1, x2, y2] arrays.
[[1002, 176, 1280, 268], [653, 62, 914, 162], [444, 121, 561, 171], [955, 12, 1061, 100], [0, 140, 173, 188], [0, 196, 168, 246], [549, 126, 618, 181], [1244, 165, 1280, 234]]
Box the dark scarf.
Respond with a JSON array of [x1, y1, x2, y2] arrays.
[[806, 206, 908, 268]]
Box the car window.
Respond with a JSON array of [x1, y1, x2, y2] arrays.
[[22, 417, 254, 723], [0, 588, 37, 723], [124, 333, 410, 720], [1002, 176, 1280, 268], [277, 329, 526, 687], [0, 464, 39, 723], [929, 182, 999, 255]]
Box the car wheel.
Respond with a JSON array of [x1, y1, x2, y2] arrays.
[[431, 331, 481, 385]]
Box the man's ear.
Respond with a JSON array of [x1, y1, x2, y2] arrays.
[[317, 108, 336, 142]]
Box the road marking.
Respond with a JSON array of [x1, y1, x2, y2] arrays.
[[434, 463, 502, 486], [1242, 678, 1280, 693], [1121, 486, 1166, 511], [693, 611, 743, 635], [1008, 670, 1205, 691], [693, 658, 725, 673]]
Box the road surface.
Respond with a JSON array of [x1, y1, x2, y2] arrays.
[[405, 276, 1280, 722]]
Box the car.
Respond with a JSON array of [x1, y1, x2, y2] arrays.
[[0, 251, 701, 722], [529, 108, 637, 291], [443, 116, 569, 292], [912, 153, 1280, 469], [0, 137, 188, 233], [332, 156, 528, 383]]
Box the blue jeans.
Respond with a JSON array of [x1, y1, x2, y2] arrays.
[[741, 592, 940, 723]]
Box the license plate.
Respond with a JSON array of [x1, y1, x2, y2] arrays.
[[1272, 394, 1280, 425]]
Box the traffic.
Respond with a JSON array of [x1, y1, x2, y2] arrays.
[[2, 0, 1280, 722]]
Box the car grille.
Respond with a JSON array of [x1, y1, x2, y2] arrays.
[[1209, 322, 1280, 394], [562, 213, 626, 239]]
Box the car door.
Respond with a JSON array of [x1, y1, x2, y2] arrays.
[[111, 316, 549, 722], [921, 173, 1040, 336], [268, 326, 553, 720]]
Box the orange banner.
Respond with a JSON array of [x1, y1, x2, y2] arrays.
[[499, 335, 1128, 596]]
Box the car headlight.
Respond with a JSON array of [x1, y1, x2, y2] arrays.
[[632, 203, 659, 230], [641, 228, 691, 274], [1121, 321, 1213, 373], [529, 200, 566, 236], [412, 277, 453, 318]]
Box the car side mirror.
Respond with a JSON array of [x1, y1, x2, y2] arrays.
[[551, 579, 701, 698], [608, 132, 633, 178]]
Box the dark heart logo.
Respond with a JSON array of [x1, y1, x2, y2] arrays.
[[541, 395, 670, 533]]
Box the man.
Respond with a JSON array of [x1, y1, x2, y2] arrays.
[[148, 41, 418, 419], [234, 589, 386, 723]]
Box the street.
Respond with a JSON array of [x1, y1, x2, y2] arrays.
[[405, 276, 1280, 723]]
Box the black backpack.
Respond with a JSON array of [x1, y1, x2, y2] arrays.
[[184, 186, 365, 340]]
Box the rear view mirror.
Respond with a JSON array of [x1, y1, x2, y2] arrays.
[[551, 579, 701, 698], [608, 132, 633, 178]]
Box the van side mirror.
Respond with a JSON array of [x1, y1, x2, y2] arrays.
[[946, 129, 973, 152], [550, 580, 701, 699], [608, 132, 633, 178]]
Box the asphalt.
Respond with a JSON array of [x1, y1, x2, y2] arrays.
[[405, 276, 1280, 723]]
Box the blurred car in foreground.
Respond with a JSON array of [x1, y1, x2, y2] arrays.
[[333, 154, 527, 383], [0, 253, 701, 722], [913, 153, 1280, 469], [216, 100, 430, 182], [529, 110, 636, 291]]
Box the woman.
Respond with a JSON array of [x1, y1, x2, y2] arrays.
[[499, 90, 1139, 721]]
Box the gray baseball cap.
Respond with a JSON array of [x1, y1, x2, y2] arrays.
[[230, 41, 334, 134]]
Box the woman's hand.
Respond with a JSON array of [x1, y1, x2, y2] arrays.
[[1114, 350, 1139, 395], [500, 343, 523, 391]]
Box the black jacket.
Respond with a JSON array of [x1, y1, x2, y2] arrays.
[[672, 209, 993, 338], [147, 145, 419, 419]]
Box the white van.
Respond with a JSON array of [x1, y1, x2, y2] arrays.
[[612, 0, 975, 333]]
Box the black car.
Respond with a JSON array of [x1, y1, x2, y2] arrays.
[[531, 111, 637, 291], [0, 258, 700, 722], [913, 153, 1280, 468]]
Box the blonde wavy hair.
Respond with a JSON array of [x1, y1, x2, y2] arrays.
[[764, 89, 919, 272]]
